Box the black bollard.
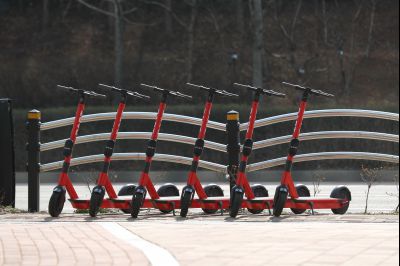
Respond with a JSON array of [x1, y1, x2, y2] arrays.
[[26, 109, 41, 212], [0, 99, 16, 208]]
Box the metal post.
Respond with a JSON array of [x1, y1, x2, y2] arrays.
[[0, 99, 16, 207], [26, 110, 41, 212], [226, 110, 240, 191]]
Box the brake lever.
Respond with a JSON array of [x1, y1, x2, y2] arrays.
[[218, 90, 239, 97], [99, 84, 150, 99], [57, 85, 106, 98], [263, 89, 286, 98], [171, 91, 192, 99], [282, 81, 335, 97]]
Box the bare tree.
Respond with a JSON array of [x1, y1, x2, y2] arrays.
[[42, 0, 49, 31], [164, 0, 173, 36], [249, 0, 264, 88], [141, 0, 198, 82], [365, 0, 377, 58], [361, 165, 382, 214], [77, 0, 138, 87], [236, 0, 244, 36], [312, 173, 326, 197], [336, 1, 364, 98], [273, 0, 303, 74]]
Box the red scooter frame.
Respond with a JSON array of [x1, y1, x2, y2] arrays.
[[88, 84, 149, 217], [49, 85, 105, 217], [272, 82, 352, 217], [130, 84, 192, 218], [179, 83, 238, 218], [229, 83, 286, 218]]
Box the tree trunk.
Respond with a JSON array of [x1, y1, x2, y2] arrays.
[[322, 0, 329, 45], [365, 0, 377, 58], [42, 0, 49, 31], [186, 0, 197, 83], [114, 1, 124, 88], [236, 0, 244, 36], [250, 0, 264, 88], [165, 0, 173, 36]]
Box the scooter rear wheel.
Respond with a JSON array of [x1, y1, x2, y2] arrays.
[[248, 184, 269, 214], [229, 186, 244, 218], [291, 184, 311, 215], [48, 186, 66, 218], [202, 184, 224, 214], [330, 186, 351, 215], [89, 186, 105, 217], [131, 192, 144, 218], [118, 184, 136, 214], [180, 190, 192, 218], [157, 184, 179, 214], [273, 185, 288, 217]]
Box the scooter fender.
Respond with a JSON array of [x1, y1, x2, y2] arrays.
[[53, 186, 66, 193], [135, 186, 147, 196], [92, 186, 105, 195]]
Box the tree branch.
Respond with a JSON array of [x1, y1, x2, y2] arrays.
[[76, 0, 115, 17], [139, 0, 188, 29]]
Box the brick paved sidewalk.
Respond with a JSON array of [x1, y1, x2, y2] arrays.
[[0, 214, 398, 266], [0, 223, 149, 266]]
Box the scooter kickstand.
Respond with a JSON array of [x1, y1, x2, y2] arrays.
[[265, 202, 272, 216], [171, 202, 176, 216], [218, 201, 223, 216], [309, 202, 315, 215]]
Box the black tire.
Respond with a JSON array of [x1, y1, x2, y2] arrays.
[[330, 186, 351, 215], [118, 184, 136, 196], [273, 185, 288, 217], [248, 184, 269, 214], [157, 184, 179, 214], [180, 190, 192, 218], [118, 184, 136, 214], [89, 186, 105, 217], [48, 186, 66, 217], [229, 186, 244, 218], [202, 184, 224, 214], [131, 192, 144, 218], [291, 184, 311, 215]]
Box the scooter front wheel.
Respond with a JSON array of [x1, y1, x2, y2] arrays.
[[180, 189, 193, 218], [273, 185, 288, 217], [131, 192, 145, 218], [89, 186, 106, 217], [118, 184, 136, 214], [48, 186, 66, 217], [229, 186, 244, 218]]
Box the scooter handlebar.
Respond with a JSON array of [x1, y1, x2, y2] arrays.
[[56, 85, 106, 98], [282, 82, 334, 98], [140, 84, 192, 99], [233, 83, 286, 98], [98, 84, 150, 99], [186, 83, 238, 97]]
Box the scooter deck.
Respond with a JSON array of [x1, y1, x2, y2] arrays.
[[242, 197, 348, 210]]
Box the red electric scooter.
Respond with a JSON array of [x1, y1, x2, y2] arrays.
[[49, 85, 106, 217], [179, 83, 238, 218], [130, 84, 192, 218], [272, 82, 351, 217], [88, 84, 149, 217], [229, 83, 286, 218]]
